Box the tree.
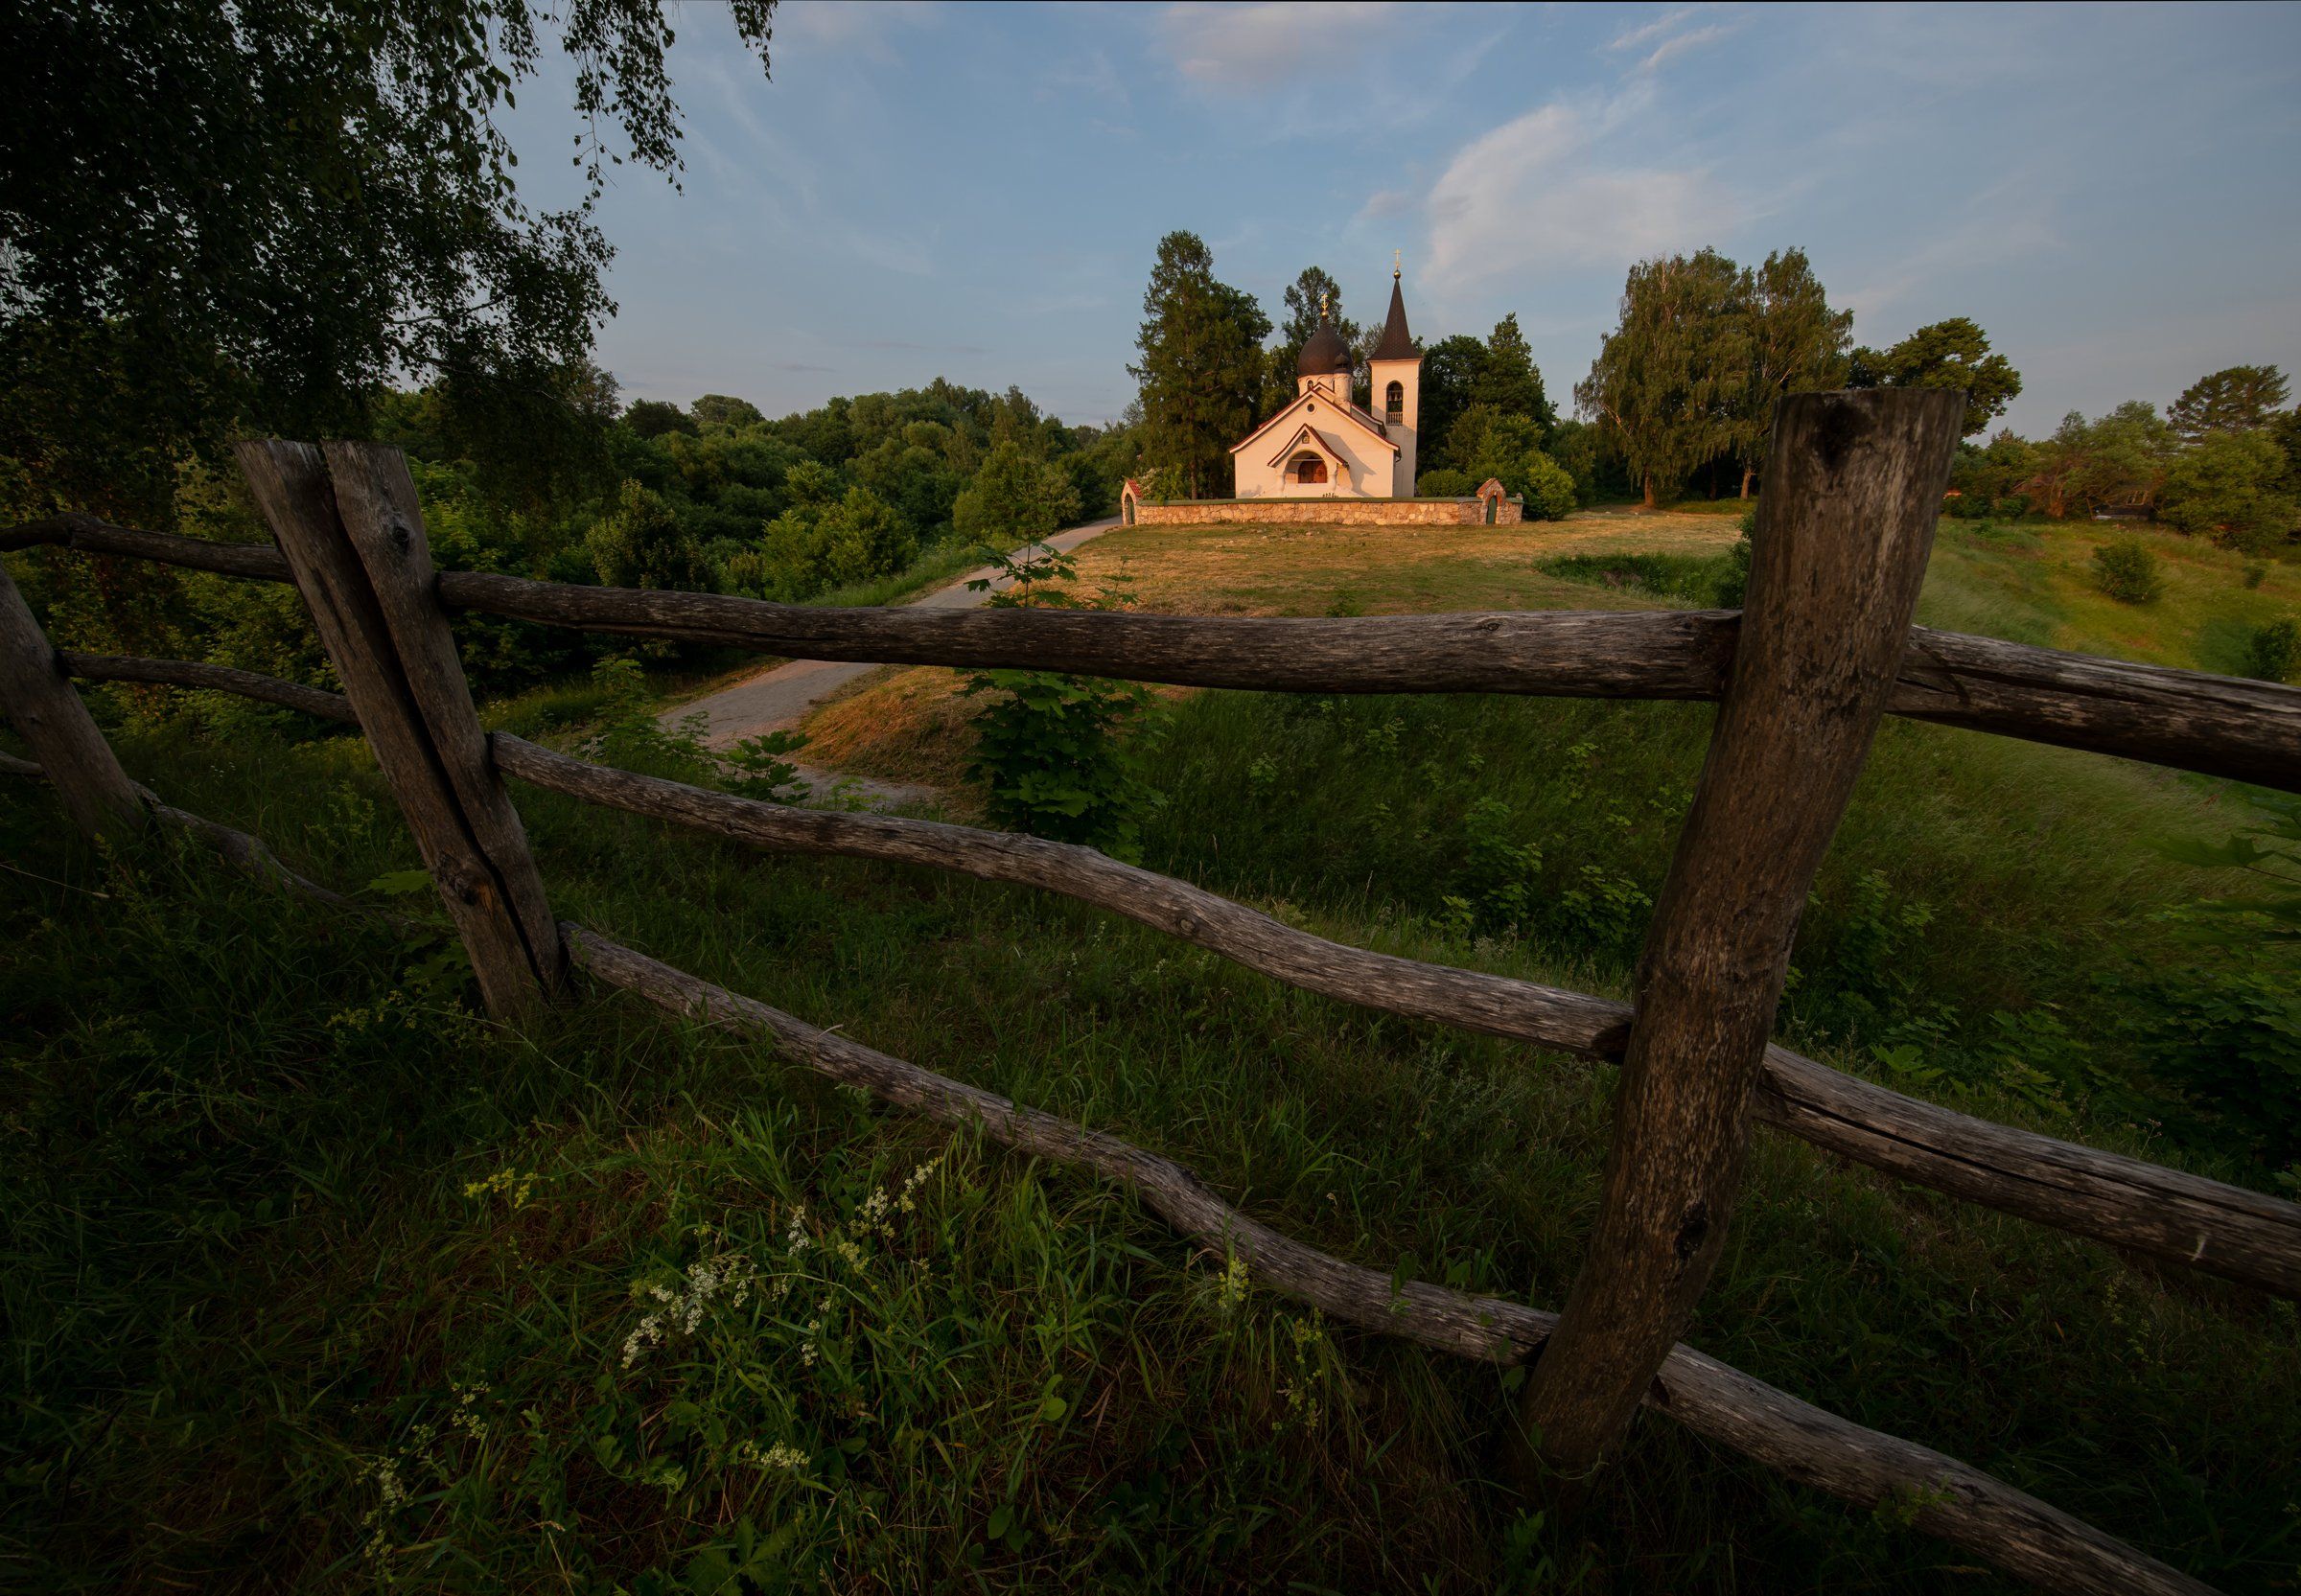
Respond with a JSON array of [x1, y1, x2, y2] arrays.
[[1577, 249, 1751, 507], [1418, 335, 1489, 468], [1267, 266, 1362, 409], [588, 478, 706, 590], [1848, 317, 2021, 436], [625, 400, 699, 440], [1948, 429, 2040, 517], [0, 0, 776, 527], [691, 394, 768, 432], [1729, 248, 1851, 497], [2020, 404, 2176, 520], [1129, 232, 1270, 499], [2168, 365, 2290, 444], [2159, 431, 2297, 553], [952, 441, 1083, 545], [1470, 314, 1555, 432]]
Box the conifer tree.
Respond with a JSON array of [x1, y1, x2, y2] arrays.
[[1848, 317, 2022, 436], [1470, 313, 1555, 432], [2168, 365, 2289, 444], [1129, 232, 1270, 498]]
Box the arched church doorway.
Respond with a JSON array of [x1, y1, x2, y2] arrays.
[[1289, 453, 1328, 485]]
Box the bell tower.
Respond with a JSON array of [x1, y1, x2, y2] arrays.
[[1367, 252, 1422, 497]]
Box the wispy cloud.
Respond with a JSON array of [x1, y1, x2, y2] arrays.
[[1422, 93, 1739, 290], [1607, 5, 1737, 74], [1158, 2, 1396, 90]]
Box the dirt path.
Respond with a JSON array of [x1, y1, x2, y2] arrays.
[[663, 517, 1119, 806]]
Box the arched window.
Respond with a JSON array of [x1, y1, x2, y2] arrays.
[[1385, 381, 1405, 423], [1290, 453, 1327, 485]]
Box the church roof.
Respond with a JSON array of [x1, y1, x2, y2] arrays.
[[1231, 388, 1397, 456], [1370, 272, 1416, 362], [1265, 423, 1350, 472], [1296, 313, 1353, 377]]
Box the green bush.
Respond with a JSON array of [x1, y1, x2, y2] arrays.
[[1415, 468, 1475, 497], [2246, 616, 2300, 682], [1518, 452, 1578, 521], [2089, 538, 2164, 604], [2243, 562, 2269, 590]]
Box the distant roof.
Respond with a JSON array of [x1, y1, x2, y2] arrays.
[[1371, 273, 1416, 362]]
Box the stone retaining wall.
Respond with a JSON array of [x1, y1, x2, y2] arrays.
[[1129, 496, 1522, 527]]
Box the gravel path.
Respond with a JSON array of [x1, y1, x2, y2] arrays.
[[663, 517, 1120, 807]]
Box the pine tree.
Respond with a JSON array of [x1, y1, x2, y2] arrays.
[[1129, 232, 1271, 499], [1470, 313, 1554, 432], [2167, 365, 2290, 444], [1848, 318, 2022, 437]]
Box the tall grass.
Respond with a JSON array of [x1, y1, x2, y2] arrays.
[[5, 684, 2298, 1590]]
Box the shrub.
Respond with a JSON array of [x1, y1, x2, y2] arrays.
[[2247, 617, 2301, 682], [1518, 452, 1578, 521], [2243, 562, 2268, 590], [951, 441, 1082, 546], [2090, 538, 2163, 604], [963, 671, 1160, 857], [1416, 468, 1475, 497]]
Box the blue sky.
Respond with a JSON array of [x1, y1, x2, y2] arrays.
[[505, 2, 2301, 437]]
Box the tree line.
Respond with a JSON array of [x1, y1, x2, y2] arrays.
[[1948, 366, 2299, 553]]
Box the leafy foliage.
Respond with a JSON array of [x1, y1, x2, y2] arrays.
[[2158, 430, 2297, 553], [0, 0, 773, 526], [2247, 617, 2301, 683], [2090, 538, 2164, 604], [1129, 232, 1269, 499], [1577, 248, 1753, 506], [1848, 317, 2023, 438]]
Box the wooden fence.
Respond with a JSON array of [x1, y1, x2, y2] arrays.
[[4, 393, 2299, 1595]]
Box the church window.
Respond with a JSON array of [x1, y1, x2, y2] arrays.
[[1290, 453, 1327, 485], [1385, 381, 1404, 423]]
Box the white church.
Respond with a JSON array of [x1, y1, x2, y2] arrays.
[[1119, 262, 1519, 527], [1229, 265, 1421, 500]]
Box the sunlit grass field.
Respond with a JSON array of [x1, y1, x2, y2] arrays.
[[4, 507, 2297, 1592]]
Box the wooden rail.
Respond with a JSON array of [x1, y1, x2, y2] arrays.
[[0, 742, 2220, 1595], [2, 401, 2283, 1592], [33, 653, 2301, 1298], [10, 512, 2299, 792]]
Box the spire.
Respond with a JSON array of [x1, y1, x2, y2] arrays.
[[1371, 262, 1416, 362]]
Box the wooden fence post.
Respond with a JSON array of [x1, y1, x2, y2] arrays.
[[235, 440, 564, 1018], [1515, 389, 1964, 1479], [0, 557, 147, 841]]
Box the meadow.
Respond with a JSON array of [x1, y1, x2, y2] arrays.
[[2, 506, 2297, 1593]]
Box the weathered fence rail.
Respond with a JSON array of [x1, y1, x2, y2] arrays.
[[10, 510, 2300, 791], [3, 391, 2287, 1595]]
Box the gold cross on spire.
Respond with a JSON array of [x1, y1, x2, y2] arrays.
[[1318, 289, 1329, 319], [1394, 248, 1402, 278]]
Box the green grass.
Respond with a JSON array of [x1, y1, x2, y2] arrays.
[[6, 509, 2299, 1591], [1918, 517, 2301, 672], [5, 683, 2298, 1592]]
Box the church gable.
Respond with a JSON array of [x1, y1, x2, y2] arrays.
[[1230, 388, 1395, 461]]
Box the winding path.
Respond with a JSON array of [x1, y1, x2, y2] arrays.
[[663, 516, 1119, 804]]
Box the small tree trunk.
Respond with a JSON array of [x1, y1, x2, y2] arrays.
[[0, 560, 146, 841], [1739, 465, 1755, 499], [1513, 390, 1964, 1486], [1642, 474, 1660, 509]]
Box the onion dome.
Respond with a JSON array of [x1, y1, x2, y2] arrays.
[[1297, 308, 1353, 377]]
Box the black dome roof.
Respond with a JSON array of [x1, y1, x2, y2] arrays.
[[1297, 318, 1353, 377]]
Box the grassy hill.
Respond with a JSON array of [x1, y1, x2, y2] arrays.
[[2, 510, 2296, 1592]]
